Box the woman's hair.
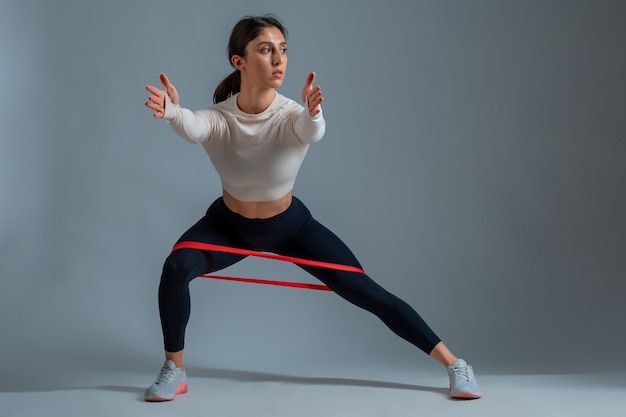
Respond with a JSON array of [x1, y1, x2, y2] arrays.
[[213, 15, 288, 104]]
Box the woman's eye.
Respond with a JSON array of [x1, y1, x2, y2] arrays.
[[261, 47, 271, 53]]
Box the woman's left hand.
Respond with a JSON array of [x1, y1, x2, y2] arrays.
[[302, 72, 324, 116]]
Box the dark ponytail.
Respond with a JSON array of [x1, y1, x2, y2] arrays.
[[213, 15, 287, 104], [213, 70, 241, 104]]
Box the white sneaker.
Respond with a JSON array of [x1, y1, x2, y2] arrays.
[[144, 360, 188, 402], [447, 358, 482, 399]]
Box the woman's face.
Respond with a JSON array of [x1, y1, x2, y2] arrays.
[[235, 26, 288, 90]]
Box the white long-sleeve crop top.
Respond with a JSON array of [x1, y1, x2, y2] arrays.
[[163, 92, 325, 201]]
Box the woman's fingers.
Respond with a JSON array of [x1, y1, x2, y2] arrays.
[[301, 71, 316, 103], [145, 73, 179, 118], [145, 97, 162, 111], [145, 83, 162, 95], [306, 86, 324, 115], [308, 86, 323, 103], [159, 72, 171, 88], [145, 83, 166, 118], [302, 72, 323, 115], [160, 72, 179, 105]]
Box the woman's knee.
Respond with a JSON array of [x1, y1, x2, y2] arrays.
[[333, 273, 396, 310], [160, 249, 207, 286]]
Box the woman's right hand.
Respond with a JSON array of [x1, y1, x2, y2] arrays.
[[145, 73, 179, 118]]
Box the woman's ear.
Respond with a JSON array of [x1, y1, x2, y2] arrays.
[[231, 55, 245, 71]]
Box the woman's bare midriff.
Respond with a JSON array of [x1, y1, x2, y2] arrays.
[[222, 189, 293, 219]]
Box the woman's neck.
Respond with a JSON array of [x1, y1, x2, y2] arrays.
[[236, 87, 276, 114]]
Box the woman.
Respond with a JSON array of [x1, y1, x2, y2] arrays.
[[143, 15, 481, 401]]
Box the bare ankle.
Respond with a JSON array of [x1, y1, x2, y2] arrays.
[[429, 342, 457, 367], [165, 350, 184, 369]]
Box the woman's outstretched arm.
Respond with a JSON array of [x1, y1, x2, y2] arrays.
[[293, 72, 326, 143], [145, 73, 214, 144]]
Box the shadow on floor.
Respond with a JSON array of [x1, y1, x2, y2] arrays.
[[188, 366, 449, 395]]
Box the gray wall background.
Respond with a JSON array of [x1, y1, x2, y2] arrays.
[[1, 0, 625, 385]]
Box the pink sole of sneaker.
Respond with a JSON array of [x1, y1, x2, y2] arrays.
[[451, 392, 482, 400], [145, 382, 188, 402]]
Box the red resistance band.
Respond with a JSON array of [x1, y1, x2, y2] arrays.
[[172, 241, 366, 291]]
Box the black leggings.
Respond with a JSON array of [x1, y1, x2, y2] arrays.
[[158, 197, 441, 354]]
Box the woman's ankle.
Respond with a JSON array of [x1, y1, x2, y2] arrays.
[[165, 350, 184, 368]]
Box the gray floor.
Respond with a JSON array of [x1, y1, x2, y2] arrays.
[[2, 360, 623, 417]]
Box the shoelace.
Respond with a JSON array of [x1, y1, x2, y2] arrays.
[[155, 368, 180, 384], [451, 365, 470, 382]]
